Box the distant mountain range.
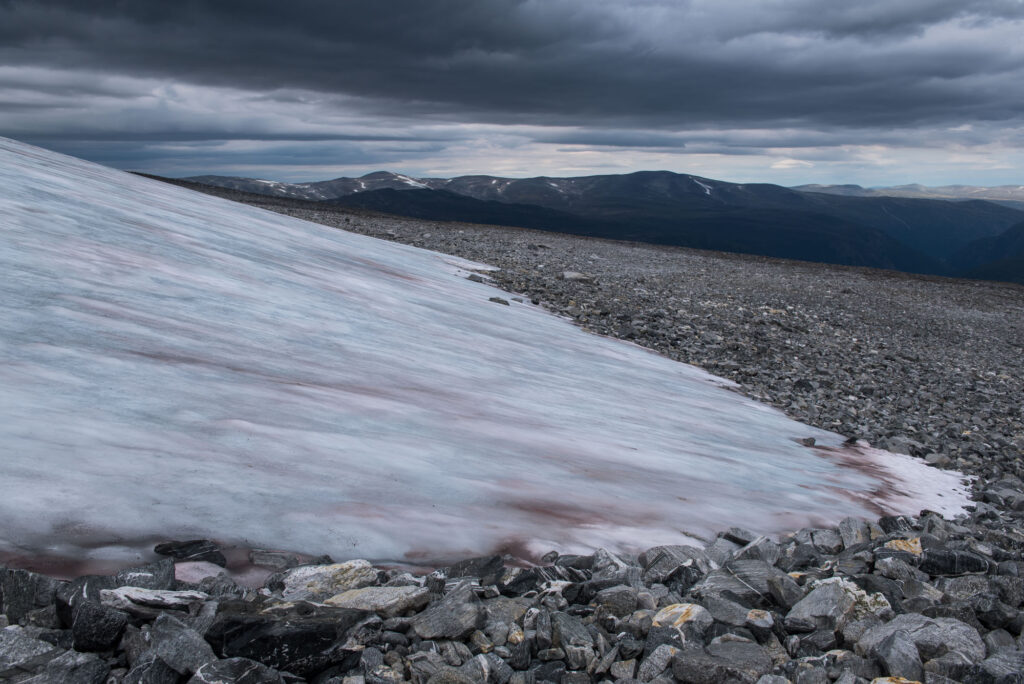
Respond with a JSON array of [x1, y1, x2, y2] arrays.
[[185, 171, 1024, 284]]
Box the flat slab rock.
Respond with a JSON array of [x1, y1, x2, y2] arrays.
[[279, 560, 379, 601], [324, 585, 430, 617]]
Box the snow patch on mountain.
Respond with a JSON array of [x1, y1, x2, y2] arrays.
[[1, 138, 970, 567]]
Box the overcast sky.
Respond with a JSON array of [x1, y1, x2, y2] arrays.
[[2, 0, 1023, 185]]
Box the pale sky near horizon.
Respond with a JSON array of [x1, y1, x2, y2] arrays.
[[2, 0, 1023, 185]]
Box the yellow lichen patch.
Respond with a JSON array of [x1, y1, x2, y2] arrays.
[[652, 603, 704, 628], [870, 677, 923, 684], [883, 538, 923, 555]]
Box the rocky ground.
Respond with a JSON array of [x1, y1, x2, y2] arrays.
[[3, 184, 1023, 683]]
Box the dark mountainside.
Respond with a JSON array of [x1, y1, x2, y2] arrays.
[[186, 170, 1024, 282], [953, 221, 1024, 284]]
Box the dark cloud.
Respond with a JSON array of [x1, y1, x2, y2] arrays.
[[1, 0, 1022, 182]]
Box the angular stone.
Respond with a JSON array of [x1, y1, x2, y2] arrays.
[[116, 558, 176, 589], [876, 557, 927, 582], [692, 560, 789, 605], [637, 644, 678, 682], [919, 549, 989, 576], [55, 574, 118, 624], [593, 585, 638, 617], [704, 538, 742, 567], [188, 657, 287, 683], [638, 546, 712, 584], [446, 556, 505, 585], [412, 583, 484, 640], [672, 640, 771, 683], [871, 629, 922, 681], [0, 568, 62, 623], [206, 604, 365, 677], [551, 611, 592, 648], [609, 658, 637, 680], [838, 518, 871, 549], [734, 537, 782, 566], [978, 649, 1024, 681], [651, 603, 713, 641], [25, 649, 110, 684], [703, 595, 750, 628], [279, 560, 379, 601], [248, 550, 300, 571], [810, 529, 843, 555], [856, 613, 985, 663], [123, 659, 180, 684], [71, 599, 128, 651], [154, 539, 227, 566], [0, 626, 62, 678], [100, 586, 209, 616], [325, 585, 430, 617], [723, 528, 758, 546], [785, 577, 892, 634], [767, 574, 805, 610], [151, 613, 218, 675]]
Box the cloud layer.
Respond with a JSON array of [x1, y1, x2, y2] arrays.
[[2, 0, 1023, 183]]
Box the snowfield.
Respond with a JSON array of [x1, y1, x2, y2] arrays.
[[0, 138, 970, 568]]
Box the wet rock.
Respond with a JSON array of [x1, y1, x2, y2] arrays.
[[325, 585, 431, 617], [412, 583, 485, 640], [154, 539, 227, 566]]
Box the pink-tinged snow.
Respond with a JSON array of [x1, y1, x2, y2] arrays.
[[0, 138, 970, 570]]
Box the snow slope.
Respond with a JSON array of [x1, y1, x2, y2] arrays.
[[0, 139, 969, 568]]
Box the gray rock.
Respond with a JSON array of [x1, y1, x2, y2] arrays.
[[0, 568, 62, 623], [123, 659, 180, 684], [100, 586, 210, 617], [325, 585, 431, 617], [703, 595, 750, 628], [651, 603, 714, 642], [71, 599, 128, 651], [412, 582, 485, 640], [186, 655, 286, 684], [978, 649, 1024, 681], [810, 529, 843, 555], [876, 556, 928, 582], [248, 550, 301, 571], [856, 612, 986, 663], [0, 625, 62, 678], [115, 558, 176, 590], [692, 560, 789, 605], [734, 537, 782, 566], [593, 585, 638, 617], [871, 629, 922, 681], [21, 649, 110, 684], [785, 578, 891, 633], [767, 574, 805, 610], [279, 560, 379, 601], [704, 538, 742, 567], [671, 640, 771, 684], [551, 611, 592, 648], [638, 546, 712, 584], [838, 518, 871, 549], [609, 659, 637, 680], [154, 539, 227, 566], [636, 644, 678, 682], [151, 613, 218, 675]]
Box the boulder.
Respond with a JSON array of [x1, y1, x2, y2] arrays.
[[325, 585, 430, 617], [856, 613, 985, 664], [278, 560, 379, 601], [411, 583, 485, 640]]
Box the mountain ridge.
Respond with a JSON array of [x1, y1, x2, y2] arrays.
[[184, 170, 1024, 282]]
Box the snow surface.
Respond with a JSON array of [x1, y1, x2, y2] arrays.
[[0, 138, 970, 569]]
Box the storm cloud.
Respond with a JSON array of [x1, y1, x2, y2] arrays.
[[1, 0, 1023, 183]]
